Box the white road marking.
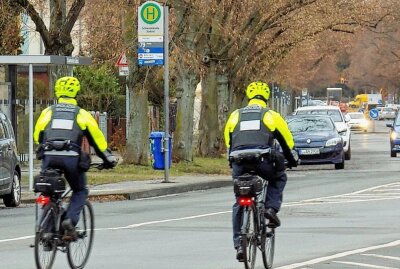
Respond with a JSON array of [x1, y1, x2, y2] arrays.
[[2, 182, 400, 243], [0, 235, 33, 243], [275, 240, 400, 269], [285, 182, 400, 207], [361, 254, 400, 261], [97, 210, 232, 231], [332, 261, 398, 269]]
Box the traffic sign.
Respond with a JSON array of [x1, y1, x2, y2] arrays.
[[369, 108, 379, 120], [138, 1, 163, 36], [138, 1, 164, 66], [115, 53, 128, 67], [118, 66, 129, 76]]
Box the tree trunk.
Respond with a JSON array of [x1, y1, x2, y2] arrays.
[[217, 74, 229, 132], [197, 61, 221, 157], [172, 68, 198, 162], [124, 88, 149, 165]]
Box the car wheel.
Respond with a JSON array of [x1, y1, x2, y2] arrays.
[[391, 151, 397, 158], [3, 170, 21, 207], [345, 145, 351, 160]]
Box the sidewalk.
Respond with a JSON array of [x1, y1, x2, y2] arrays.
[[21, 174, 233, 203]]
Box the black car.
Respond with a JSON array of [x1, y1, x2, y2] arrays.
[[287, 114, 345, 169], [0, 111, 21, 207]]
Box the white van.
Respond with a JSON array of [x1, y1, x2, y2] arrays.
[[293, 106, 351, 160]]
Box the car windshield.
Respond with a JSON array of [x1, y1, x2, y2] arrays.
[[395, 115, 400, 126], [296, 109, 343, 122], [348, 113, 364, 119], [288, 117, 335, 133]]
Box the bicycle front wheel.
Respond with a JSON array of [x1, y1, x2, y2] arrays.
[[34, 202, 58, 269], [261, 228, 275, 269], [241, 205, 257, 269], [67, 200, 94, 269]]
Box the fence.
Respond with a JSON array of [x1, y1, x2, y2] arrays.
[[1, 97, 166, 161]]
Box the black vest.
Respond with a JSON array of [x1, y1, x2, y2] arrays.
[[231, 105, 274, 151], [43, 103, 83, 145]]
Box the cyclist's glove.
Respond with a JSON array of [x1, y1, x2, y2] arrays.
[[102, 148, 118, 169], [287, 150, 299, 168]]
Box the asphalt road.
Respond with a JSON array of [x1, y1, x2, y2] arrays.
[[1, 120, 400, 269]]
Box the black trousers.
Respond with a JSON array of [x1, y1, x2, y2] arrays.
[[41, 155, 88, 226]]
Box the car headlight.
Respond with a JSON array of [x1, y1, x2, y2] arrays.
[[391, 132, 399, 140], [361, 120, 369, 127], [326, 137, 342, 147]]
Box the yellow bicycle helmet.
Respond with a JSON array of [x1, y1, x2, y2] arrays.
[[54, 76, 80, 98], [246, 81, 270, 101]]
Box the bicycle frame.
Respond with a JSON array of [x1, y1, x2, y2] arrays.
[[239, 179, 268, 238], [35, 188, 72, 234]]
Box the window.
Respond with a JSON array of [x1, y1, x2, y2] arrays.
[[296, 109, 343, 122], [0, 121, 6, 139]]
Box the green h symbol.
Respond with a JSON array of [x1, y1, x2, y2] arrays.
[[146, 7, 156, 20]]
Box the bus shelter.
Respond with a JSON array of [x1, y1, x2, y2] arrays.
[[0, 55, 91, 190]]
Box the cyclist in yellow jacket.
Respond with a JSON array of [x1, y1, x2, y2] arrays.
[[34, 76, 117, 239], [224, 81, 298, 261]]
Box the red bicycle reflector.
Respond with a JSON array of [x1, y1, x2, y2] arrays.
[[238, 197, 253, 206], [37, 195, 50, 205]]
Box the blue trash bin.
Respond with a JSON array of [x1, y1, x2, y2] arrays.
[[149, 131, 172, 170]]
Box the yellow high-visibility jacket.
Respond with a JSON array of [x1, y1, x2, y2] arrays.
[[34, 98, 108, 154], [224, 99, 294, 156]]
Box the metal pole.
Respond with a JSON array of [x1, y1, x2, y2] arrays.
[[29, 64, 34, 191], [271, 82, 274, 109], [163, 6, 170, 183], [126, 80, 129, 140]]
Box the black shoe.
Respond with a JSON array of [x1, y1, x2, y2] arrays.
[[265, 208, 281, 228], [62, 219, 78, 241], [236, 246, 244, 262]]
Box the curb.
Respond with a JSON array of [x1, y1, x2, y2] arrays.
[[20, 180, 233, 204], [123, 180, 232, 200]]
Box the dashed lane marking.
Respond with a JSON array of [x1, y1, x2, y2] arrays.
[[332, 261, 398, 269], [361, 254, 400, 261], [274, 240, 400, 269]]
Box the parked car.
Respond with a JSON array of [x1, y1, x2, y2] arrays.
[[0, 111, 21, 207], [347, 112, 369, 132], [287, 115, 345, 169], [379, 107, 396, 120], [387, 113, 400, 157], [293, 105, 351, 160]]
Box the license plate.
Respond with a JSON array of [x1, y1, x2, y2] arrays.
[[299, 148, 320, 155]]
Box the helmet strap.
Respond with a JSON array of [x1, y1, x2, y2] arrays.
[[252, 95, 268, 103]]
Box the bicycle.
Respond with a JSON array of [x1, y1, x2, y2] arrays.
[[32, 163, 102, 269], [230, 148, 276, 269]]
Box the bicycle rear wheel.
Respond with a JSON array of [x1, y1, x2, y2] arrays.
[[34, 202, 58, 269], [241, 205, 257, 269], [261, 227, 275, 269], [67, 200, 94, 269]]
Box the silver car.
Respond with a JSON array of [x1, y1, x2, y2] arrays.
[[379, 107, 396, 120], [0, 111, 21, 207]]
